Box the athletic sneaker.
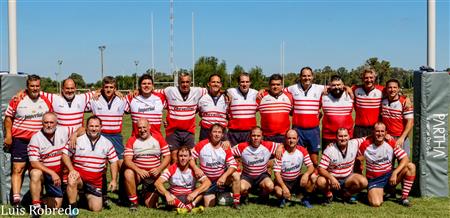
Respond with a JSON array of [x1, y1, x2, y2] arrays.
[[346, 196, 357, 204], [279, 198, 287, 208], [400, 198, 411, 207], [68, 207, 78, 218], [176, 208, 189, 214], [129, 203, 138, 212], [323, 195, 333, 205], [232, 203, 241, 210], [191, 206, 205, 214], [103, 199, 111, 210], [302, 198, 313, 208]]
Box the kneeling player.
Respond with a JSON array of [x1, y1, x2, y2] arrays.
[[316, 128, 368, 204], [232, 126, 280, 204], [360, 122, 416, 207], [273, 129, 315, 208], [155, 146, 211, 214], [191, 124, 241, 209], [28, 112, 67, 215], [124, 118, 171, 211], [62, 116, 119, 214]]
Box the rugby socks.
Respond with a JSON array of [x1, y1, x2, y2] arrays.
[[12, 194, 21, 204], [128, 195, 138, 205], [233, 193, 241, 205], [32, 200, 41, 207], [402, 175, 415, 199], [174, 198, 187, 209]]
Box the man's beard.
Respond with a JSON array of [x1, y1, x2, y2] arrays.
[[331, 89, 344, 98], [87, 131, 100, 140], [43, 127, 56, 135]]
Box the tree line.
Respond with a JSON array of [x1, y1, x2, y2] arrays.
[[40, 56, 441, 93]]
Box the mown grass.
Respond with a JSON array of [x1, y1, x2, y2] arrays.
[[6, 110, 447, 218]]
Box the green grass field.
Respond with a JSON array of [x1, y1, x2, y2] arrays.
[[65, 113, 450, 218]]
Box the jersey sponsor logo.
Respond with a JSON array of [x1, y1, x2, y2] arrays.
[[41, 151, 62, 159], [137, 105, 155, 113], [135, 153, 159, 157], [173, 106, 195, 111], [205, 160, 224, 168], [19, 112, 45, 120], [248, 158, 265, 165], [284, 164, 301, 172]]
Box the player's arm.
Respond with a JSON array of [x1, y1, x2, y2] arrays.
[[157, 154, 171, 174], [155, 174, 176, 205], [318, 155, 340, 190], [273, 158, 291, 200], [390, 151, 410, 185], [3, 116, 13, 148], [62, 153, 75, 172], [68, 127, 86, 149], [193, 176, 211, 196], [108, 160, 119, 191]]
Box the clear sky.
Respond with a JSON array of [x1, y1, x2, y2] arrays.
[[0, 0, 449, 83]]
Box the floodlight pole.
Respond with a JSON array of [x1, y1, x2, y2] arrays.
[[8, 0, 18, 74]]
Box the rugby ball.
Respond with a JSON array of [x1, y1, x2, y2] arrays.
[[217, 192, 233, 206]]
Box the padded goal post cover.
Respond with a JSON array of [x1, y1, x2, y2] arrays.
[[413, 71, 449, 197], [0, 74, 27, 204]]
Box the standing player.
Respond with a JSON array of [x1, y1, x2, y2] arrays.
[[316, 128, 368, 204], [123, 118, 171, 211], [127, 74, 166, 138], [232, 126, 280, 203], [198, 74, 228, 141], [162, 72, 207, 162], [285, 67, 325, 167], [359, 122, 416, 207], [321, 75, 354, 146], [155, 146, 211, 214], [191, 124, 240, 208], [273, 129, 315, 208], [257, 74, 293, 143], [381, 79, 414, 156], [27, 112, 68, 214], [3, 75, 52, 207], [352, 68, 384, 138], [62, 116, 119, 213], [87, 76, 128, 166], [227, 73, 258, 145]]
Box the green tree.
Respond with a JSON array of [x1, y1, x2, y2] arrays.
[[230, 65, 245, 88], [249, 66, 266, 90], [194, 56, 227, 87], [40, 77, 58, 93], [284, 72, 298, 87], [68, 73, 86, 88]]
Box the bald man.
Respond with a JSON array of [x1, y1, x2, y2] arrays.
[[123, 118, 171, 211]]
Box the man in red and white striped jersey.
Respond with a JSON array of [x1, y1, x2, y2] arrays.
[[28, 112, 68, 212], [321, 75, 354, 147], [162, 72, 207, 162], [191, 124, 240, 208], [41, 78, 93, 134], [87, 76, 128, 166], [285, 67, 325, 167], [381, 79, 414, 156], [227, 72, 258, 146], [359, 122, 416, 207], [316, 128, 368, 204], [352, 68, 384, 138], [62, 116, 119, 212], [232, 126, 280, 203], [257, 74, 293, 143], [3, 75, 53, 207], [127, 74, 166, 138], [198, 74, 228, 141], [123, 118, 171, 211], [273, 129, 315, 208], [155, 146, 211, 213]]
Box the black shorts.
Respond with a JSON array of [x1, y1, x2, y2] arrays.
[[264, 134, 285, 143], [43, 173, 63, 198], [242, 172, 271, 189], [279, 177, 301, 194], [227, 129, 251, 146], [353, 125, 373, 138], [141, 177, 157, 192], [11, 138, 30, 163], [205, 180, 231, 195], [166, 130, 195, 151], [84, 182, 103, 197]]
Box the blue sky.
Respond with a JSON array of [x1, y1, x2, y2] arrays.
[[0, 0, 449, 83]]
